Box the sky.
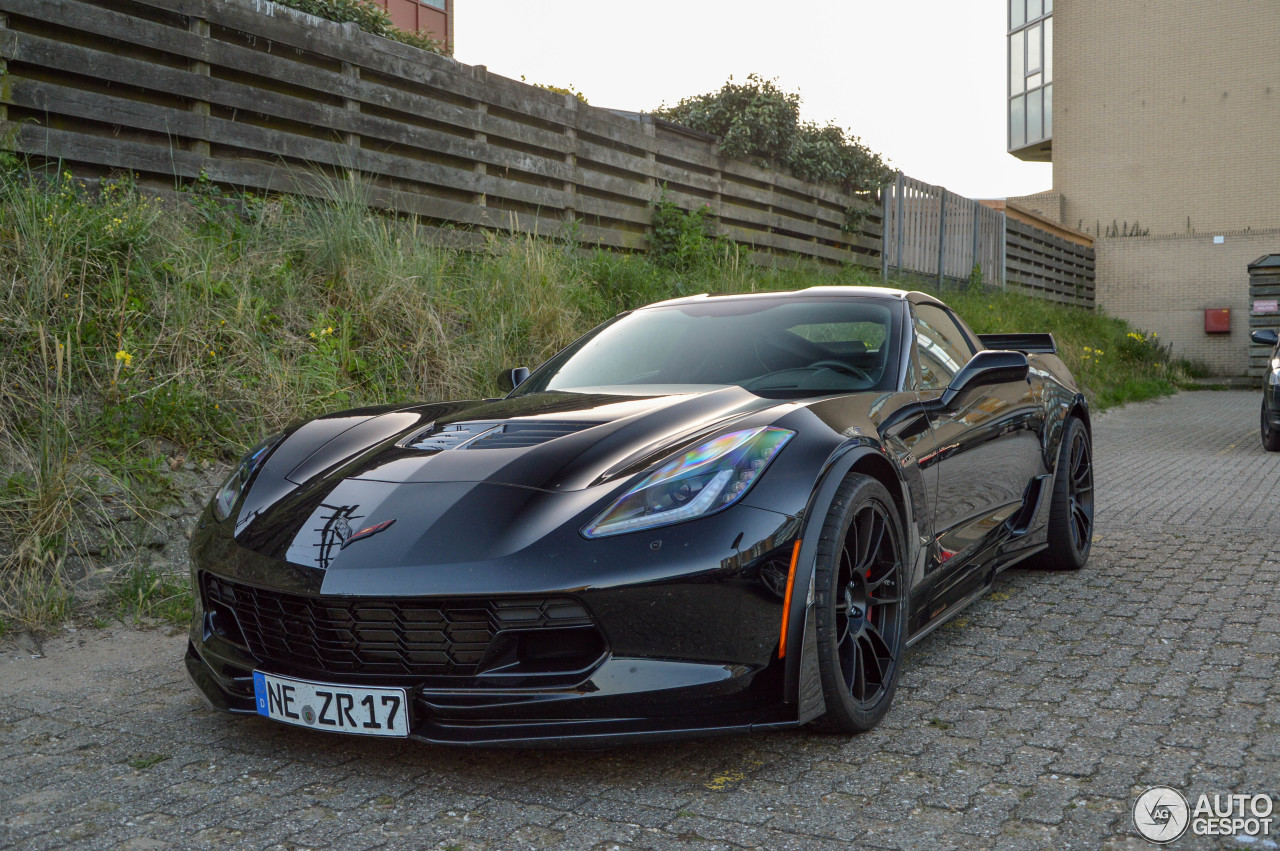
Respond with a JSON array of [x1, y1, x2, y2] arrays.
[[453, 0, 1053, 201]]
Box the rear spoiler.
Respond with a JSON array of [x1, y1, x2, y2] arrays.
[[977, 333, 1057, 355]]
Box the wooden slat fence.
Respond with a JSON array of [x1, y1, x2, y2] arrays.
[[0, 0, 1100, 306], [1004, 218, 1096, 307], [0, 0, 881, 266], [881, 172, 1096, 308]]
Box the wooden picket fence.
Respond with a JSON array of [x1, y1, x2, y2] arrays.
[[882, 174, 1095, 308], [882, 174, 1006, 286]]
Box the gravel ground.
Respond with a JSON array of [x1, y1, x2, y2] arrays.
[[2, 390, 1277, 850]]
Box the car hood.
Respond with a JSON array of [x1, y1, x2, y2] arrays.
[[232, 387, 793, 555]]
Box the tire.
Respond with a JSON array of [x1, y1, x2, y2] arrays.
[[1262, 402, 1280, 452], [1033, 417, 1093, 571], [810, 473, 909, 734]]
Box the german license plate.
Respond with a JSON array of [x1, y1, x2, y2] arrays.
[[252, 671, 408, 737]]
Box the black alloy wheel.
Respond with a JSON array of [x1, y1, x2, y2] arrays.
[[812, 474, 908, 733], [1035, 417, 1093, 570], [1262, 401, 1280, 451]]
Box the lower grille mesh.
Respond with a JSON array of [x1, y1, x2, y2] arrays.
[[202, 573, 595, 678]]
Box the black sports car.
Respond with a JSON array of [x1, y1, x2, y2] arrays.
[[186, 287, 1093, 746], [1251, 327, 1280, 451]]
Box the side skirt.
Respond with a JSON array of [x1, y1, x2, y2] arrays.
[[904, 542, 1048, 649]]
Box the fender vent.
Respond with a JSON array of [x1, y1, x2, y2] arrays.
[[409, 421, 501, 451], [467, 421, 602, 449]]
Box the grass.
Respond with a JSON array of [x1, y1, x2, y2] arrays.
[[126, 753, 170, 770], [939, 285, 1198, 409], [0, 158, 1195, 630], [108, 565, 193, 627]]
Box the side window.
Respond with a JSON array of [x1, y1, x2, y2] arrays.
[[913, 304, 977, 390]]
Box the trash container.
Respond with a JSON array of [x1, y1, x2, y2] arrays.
[[1248, 254, 1280, 380]]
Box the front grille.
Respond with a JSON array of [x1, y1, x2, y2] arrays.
[[202, 573, 596, 679]]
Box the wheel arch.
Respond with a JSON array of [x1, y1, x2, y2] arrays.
[[1070, 396, 1091, 434], [1055, 394, 1091, 474], [781, 441, 914, 720]]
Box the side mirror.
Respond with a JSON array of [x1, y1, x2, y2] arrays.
[[497, 366, 530, 393], [1251, 329, 1279, 346], [941, 350, 1029, 408]]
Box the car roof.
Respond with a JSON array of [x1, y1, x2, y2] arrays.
[[641, 286, 946, 310]]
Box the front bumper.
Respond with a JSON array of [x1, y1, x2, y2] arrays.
[[186, 501, 805, 746], [185, 638, 798, 747]]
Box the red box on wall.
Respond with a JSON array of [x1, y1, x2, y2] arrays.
[[1204, 308, 1231, 333]]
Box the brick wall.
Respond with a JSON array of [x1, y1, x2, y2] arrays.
[[1050, 1, 1280, 375], [1007, 190, 1063, 225], [1054, 1, 1280, 237], [1095, 231, 1280, 375]]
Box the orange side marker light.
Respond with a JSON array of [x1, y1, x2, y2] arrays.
[[778, 539, 802, 659]]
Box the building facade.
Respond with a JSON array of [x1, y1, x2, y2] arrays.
[[371, 0, 453, 53], [1006, 0, 1280, 375]]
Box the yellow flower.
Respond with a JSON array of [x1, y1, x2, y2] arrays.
[[115, 350, 133, 366], [309, 331, 317, 339]]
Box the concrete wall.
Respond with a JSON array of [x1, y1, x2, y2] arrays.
[[1095, 231, 1280, 375]]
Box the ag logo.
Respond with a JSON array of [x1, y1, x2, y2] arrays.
[[1134, 786, 1190, 843]]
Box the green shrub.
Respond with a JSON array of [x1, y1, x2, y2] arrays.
[[520, 77, 589, 104], [649, 197, 722, 272], [655, 74, 893, 226]]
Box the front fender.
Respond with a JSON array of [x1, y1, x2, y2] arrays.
[[781, 440, 920, 721]]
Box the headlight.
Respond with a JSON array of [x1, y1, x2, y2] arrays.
[[583, 427, 794, 538], [212, 433, 283, 522]]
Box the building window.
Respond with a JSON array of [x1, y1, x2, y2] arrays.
[[1008, 0, 1052, 152]]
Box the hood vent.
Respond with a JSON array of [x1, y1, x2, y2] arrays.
[[408, 420, 601, 452]]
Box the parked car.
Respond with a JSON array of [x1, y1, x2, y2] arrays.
[[1251, 328, 1280, 451], [186, 287, 1093, 746]]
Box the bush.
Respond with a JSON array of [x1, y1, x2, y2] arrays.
[[649, 197, 722, 271], [655, 75, 893, 204]]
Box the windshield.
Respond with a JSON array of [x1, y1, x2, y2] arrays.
[[514, 296, 903, 398]]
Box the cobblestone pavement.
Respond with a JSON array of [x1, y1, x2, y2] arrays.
[[3, 391, 1278, 850]]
